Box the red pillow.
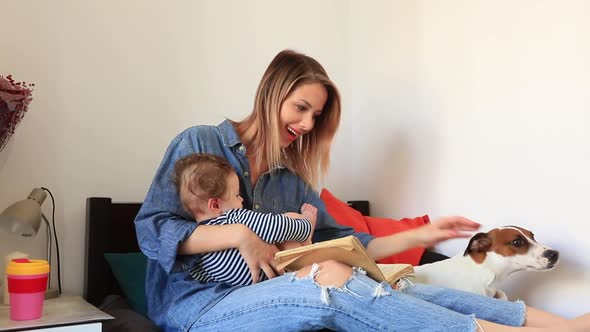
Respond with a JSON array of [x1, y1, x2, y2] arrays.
[[320, 189, 370, 234], [364, 215, 430, 266]]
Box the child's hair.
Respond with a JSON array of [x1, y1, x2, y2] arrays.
[[173, 153, 235, 214]]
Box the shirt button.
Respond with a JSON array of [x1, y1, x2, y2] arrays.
[[254, 204, 260, 210], [244, 171, 249, 177], [238, 145, 246, 152]]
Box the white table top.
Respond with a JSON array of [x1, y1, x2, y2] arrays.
[[0, 295, 113, 331]]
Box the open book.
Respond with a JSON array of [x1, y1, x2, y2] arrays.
[[274, 235, 414, 287]]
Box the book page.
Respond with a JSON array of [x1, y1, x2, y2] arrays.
[[275, 236, 355, 257], [275, 236, 387, 282], [275, 236, 416, 286], [377, 264, 414, 284], [277, 247, 385, 281]]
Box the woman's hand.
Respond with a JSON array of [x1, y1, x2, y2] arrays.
[[413, 216, 481, 248], [367, 216, 480, 261], [237, 228, 282, 284]]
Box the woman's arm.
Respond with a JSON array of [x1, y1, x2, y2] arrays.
[[366, 216, 480, 261], [297, 184, 479, 262], [177, 222, 281, 282], [178, 223, 250, 254]]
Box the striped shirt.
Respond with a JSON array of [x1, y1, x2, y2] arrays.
[[189, 208, 312, 286]]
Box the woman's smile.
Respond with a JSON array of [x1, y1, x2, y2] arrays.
[[279, 82, 327, 148], [286, 126, 302, 141]]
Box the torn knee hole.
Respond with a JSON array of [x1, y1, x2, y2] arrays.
[[295, 260, 353, 287]]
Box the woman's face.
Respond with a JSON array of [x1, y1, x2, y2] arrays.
[[278, 82, 328, 148]]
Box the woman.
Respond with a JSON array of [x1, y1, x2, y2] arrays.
[[135, 49, 590, 331]]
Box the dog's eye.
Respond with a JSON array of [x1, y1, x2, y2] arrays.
[[512, 238, 525, 247]]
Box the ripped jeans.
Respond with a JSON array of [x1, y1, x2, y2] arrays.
[[190, 264, 526, 331]]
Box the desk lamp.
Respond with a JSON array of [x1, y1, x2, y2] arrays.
[[0, 188, 61, 299]]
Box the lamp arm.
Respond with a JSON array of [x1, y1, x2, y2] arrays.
[[41, 187, 61, 294], [42, 213, 53, 287], [42, 214, 51, 234]]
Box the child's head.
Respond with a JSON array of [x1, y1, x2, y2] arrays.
[[173, 153, 243, 219]]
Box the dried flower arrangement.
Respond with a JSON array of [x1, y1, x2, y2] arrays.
[[0, 75, 34, 151]]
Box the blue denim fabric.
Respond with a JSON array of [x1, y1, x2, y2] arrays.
[[135, 120, 526, 331], [190, 267, 525, 331], [135, 120, 373, 331]]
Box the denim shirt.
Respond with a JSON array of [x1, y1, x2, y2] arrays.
[[134, 120, 374, 331]]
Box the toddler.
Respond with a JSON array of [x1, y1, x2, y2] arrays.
[[173, 153, 317, 286]]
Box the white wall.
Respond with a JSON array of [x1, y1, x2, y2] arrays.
[[1, 0, 588, 318], [0, 0, 351, 299], [349, 0, 590, 317]]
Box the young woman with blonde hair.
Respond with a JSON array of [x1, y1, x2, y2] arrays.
[[135, 49, 590, 331]]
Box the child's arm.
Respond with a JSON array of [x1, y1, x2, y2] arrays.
[[277, 212, 306, 250], [227, 205, 316, 244], [284, 204, 317, 245]]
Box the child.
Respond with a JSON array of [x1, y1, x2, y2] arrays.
[[173, 153, 317, 286]]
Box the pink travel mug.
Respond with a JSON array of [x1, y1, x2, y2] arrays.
[[6, 258, 50, 320]]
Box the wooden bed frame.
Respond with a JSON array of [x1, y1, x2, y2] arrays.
[[83, 197, 143, 307]]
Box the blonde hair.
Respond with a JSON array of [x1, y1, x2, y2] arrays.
[[234, 49, 341, 189], [173, 153, 234, 214]]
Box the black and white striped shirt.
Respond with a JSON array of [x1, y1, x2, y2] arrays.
[[189, 208, 312, 286]]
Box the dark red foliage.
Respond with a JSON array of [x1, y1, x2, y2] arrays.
[[0, 74, 34, 150]]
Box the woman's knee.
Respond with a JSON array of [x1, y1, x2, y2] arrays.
[[295, 260, 353, 287]]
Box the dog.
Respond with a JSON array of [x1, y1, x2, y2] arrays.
[[413, 226, 559, 300]]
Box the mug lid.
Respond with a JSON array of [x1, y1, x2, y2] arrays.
[[6, 259, 50, 275]]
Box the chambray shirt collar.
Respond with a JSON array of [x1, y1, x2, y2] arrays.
[[218, 119, 242, 147]]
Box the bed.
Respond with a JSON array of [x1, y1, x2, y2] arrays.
[[83, 197, 159, 332], [83, 196, 447, 332]]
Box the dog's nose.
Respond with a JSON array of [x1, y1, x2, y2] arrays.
[[543, 250, 559, 264]]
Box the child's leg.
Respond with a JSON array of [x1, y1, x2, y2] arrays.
[[277, 205, 317, 249], [300, 203, 317, 245]]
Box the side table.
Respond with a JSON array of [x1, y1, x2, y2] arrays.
[[0, 295, 113, 331]]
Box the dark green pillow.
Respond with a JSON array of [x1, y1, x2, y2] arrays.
[[104, 252, 148, 317]]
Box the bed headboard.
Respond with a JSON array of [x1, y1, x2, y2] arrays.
[[84, 197, 143, 307]]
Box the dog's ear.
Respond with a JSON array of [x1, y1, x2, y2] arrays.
[[464, 232, 492, 256]]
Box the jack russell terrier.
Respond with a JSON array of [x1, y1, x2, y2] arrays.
[[413, 226, 559, 300]]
